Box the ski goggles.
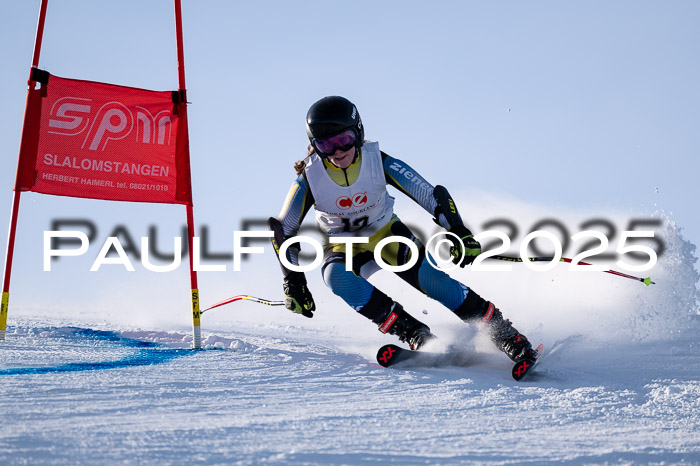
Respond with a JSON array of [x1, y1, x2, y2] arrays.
[[312, 129, 357, 156]]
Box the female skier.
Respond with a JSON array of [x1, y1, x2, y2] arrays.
[[269, 96, 536, 362]]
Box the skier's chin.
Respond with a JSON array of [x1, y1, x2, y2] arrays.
[[329, 149, 355, 168]]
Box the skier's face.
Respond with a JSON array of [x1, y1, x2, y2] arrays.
[[327, 146, 356, 169]]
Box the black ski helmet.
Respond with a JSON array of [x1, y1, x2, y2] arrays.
[[306, 96, 364, 150]]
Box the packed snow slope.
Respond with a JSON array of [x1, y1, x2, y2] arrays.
[[1, 197, 699, 465]]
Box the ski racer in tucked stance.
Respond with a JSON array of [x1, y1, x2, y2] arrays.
[[269, 96, 536, 362]]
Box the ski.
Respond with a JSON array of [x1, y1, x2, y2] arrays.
[[375, 343, 467, 368], [511, 343, 544, 381], [377, 342, 545, 381], [376, 344, 413, 367]]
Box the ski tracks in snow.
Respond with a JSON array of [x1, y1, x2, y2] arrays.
[[0, 319, 698, 464]]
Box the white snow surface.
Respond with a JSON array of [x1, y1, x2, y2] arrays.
[[1, 206, 699, 465]]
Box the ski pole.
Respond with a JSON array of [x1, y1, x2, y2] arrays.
[[201, 295, 285, 314], [202, 255, 655, 315], [488, 255, 655, 286]]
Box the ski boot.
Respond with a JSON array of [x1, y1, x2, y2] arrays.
[[359, 290, 435, 350], [483, 303, 537, 362], [380, 304, 434, 350], [453, 290, 536, 362]]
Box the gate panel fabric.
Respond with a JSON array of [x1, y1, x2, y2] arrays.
[[16, 74, 192, 205]]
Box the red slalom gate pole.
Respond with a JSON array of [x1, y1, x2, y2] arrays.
[[1, 0, 50, 341], [174, 0, 201, 349], [30, 0, 49, 74]]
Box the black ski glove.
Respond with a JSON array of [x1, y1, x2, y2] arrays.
[[448, 225, 481, 267], [282, 276, 315, 318]]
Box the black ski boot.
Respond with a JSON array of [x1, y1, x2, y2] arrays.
[[453, 290, 536, 362], [379, 303, 434, 350], [359, 290, 434, 350], [484, 304, 537, 362]]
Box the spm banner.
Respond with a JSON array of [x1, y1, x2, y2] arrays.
[[15, 72, 192, 205]]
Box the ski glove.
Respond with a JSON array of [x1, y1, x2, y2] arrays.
[[282, 279, 315, 318], [448, 225, 481, 267]]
